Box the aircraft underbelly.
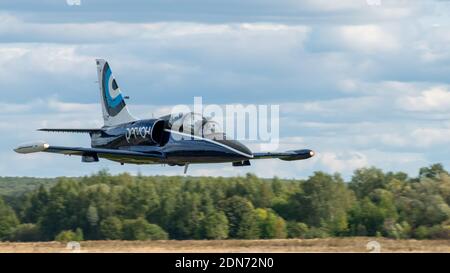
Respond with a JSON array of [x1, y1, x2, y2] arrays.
[[102, 155, 243, 165], [163, 144, 248, 164], [101, 154, 160, 165]]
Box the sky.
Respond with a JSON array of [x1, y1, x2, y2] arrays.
[[2, 0, 450, 179]]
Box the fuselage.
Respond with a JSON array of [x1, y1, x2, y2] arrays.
[[90, 118, 253, 165]]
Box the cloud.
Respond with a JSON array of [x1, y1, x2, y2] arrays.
[[0, 15, 314, 104], [46, 99, 97, 113], [336, 25, 399, 53], [411, 127, 450, 147], [319, 151, 368, 173], [0, 13, 311, 44], [0, 0, 422, 25], [398, 86, 450, 112], [0, 102, 32, 114]]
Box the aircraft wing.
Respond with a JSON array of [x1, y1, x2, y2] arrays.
[[45, 146, 164, 158], [252, 149, 315, 161], [14, 142, 165, 161]]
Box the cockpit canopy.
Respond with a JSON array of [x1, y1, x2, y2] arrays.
[[162, 112, 226, 140]]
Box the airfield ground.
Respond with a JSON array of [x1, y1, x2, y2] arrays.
[[0, 238, 449, 253]]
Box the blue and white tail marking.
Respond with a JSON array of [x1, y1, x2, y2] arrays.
[[96, 59, 136, 126]]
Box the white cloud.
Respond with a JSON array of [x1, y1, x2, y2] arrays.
[[299, 0, 417, 19], [398, 86, 450, 112], [0, 45, 95, 86], [47, 99, 97, 113], [411, 127, 450, 147], [319, 151, 368, 173], [0, 13, 311, 46], [336, 25, 399, 53], [0, 102, 32, 114], [301, 0, 364, 11]]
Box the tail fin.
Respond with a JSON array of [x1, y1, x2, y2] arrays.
[[96, 59, 136, 127]]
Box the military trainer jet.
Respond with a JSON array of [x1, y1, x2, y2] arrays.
[[14, 59, 314, 173]]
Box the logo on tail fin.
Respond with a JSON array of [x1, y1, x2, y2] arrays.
[[101, 62, 126, 117]]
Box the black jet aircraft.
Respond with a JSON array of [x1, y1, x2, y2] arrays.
[[14, 59, 314, 173]]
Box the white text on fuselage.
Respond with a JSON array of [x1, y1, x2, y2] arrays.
[[125, 126, 152, 143]]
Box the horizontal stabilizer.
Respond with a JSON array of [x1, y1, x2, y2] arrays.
[[38, 128, 103, 134]]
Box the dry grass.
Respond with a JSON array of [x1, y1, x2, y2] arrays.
[[0, 237, 449, 253]]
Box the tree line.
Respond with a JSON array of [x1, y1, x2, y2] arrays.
[[0, 164, 449, 242]]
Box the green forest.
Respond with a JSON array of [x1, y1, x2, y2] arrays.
[[1, 164, 450, 242]]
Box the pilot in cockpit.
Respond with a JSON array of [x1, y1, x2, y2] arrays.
[[169, 112, 226, 140]]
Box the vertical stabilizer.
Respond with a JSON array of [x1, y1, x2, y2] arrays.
[[96, 59, 136, 126]]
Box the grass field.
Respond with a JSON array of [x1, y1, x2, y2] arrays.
[[0, 238, 449, 253]]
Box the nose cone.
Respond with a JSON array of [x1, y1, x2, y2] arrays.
[[215, 139, 253, 158]]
